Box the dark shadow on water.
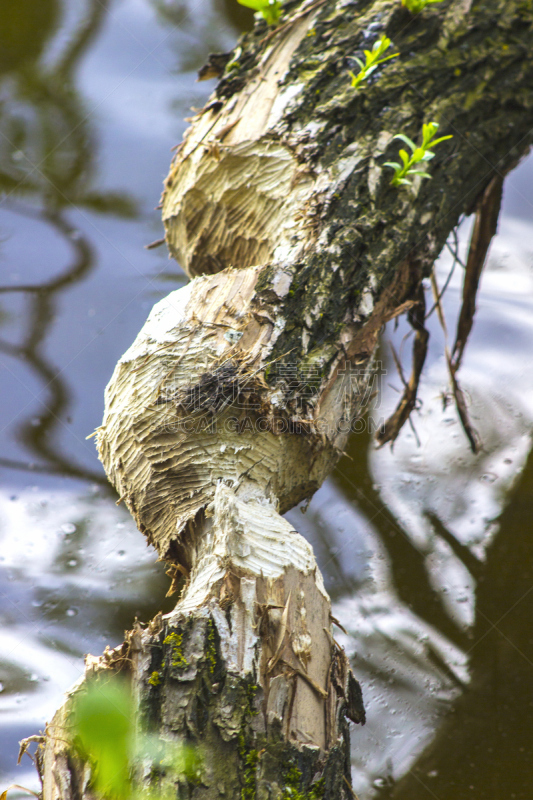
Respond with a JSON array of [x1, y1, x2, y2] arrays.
[[376, 444, 533, 800], [335, 423, 470, 652], [332, 407, 533, 799]]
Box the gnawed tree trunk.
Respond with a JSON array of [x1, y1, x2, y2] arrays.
[[37, 0, 533, 797]]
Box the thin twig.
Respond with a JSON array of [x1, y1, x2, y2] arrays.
[[445, 226, 467, 269], [376, 285, 429, 447], [452, 174, 503, 371], [389, 341, 408, 388], [408, 415, 421, 448], [430, 269, 480, 453], [279, 660, 328, 698], [144, 237, 165, 250], [267, 592, 291, 673], [343, 775, 361, 800], [425, 228, 460, 320], [2, 785, 40, 799]]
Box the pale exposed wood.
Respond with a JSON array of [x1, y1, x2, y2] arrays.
[[96, 266, 351, 564]]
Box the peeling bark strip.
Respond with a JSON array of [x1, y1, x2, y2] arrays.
[[39, 0, 533, 797]]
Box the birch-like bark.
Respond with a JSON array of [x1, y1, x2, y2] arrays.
[[38, 0, 533, 797]]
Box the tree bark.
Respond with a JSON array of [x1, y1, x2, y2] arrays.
[[37, 0, 533, 798]]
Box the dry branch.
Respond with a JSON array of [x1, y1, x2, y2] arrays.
[[452, 174, 504, 371]]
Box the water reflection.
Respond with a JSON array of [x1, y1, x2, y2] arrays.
[[150, 0, 253, 71], [337, 216, 533, 797], [0, 213, 106, 484], [0, 0, 139, 486], [287, 475, 469, 796], [0, 486, 174, 787], [389, 450, 533, 799]]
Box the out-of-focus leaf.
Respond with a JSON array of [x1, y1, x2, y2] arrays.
[[73, 678, 134, 800]]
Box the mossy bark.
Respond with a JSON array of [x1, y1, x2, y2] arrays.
[[132, 601, 353, 800], [163, 0, 533, 378], [39, 0, 533, 798], [41, 506, 361, 800]]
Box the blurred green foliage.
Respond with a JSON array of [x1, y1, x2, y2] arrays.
[[72, 677, 202, 800], [73, 679, 133, 800]]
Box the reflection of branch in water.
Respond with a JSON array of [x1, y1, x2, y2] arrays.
[[335, 430, 470, 651], [0, 1, 134, 488], [424, 511, 483, 581], [302, 514, 366, 601], [383, 448, 533, 800], [55, 0, 109, 80], [0, 210, 108, 486]]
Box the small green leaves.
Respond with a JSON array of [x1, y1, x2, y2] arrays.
[[401, 0, 444, 14], [349, 36, 399, 90], [384, 121, 453, 187], [237, 0, 282, 25]]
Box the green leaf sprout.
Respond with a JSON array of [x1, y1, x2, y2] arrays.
[[384, 121, 453, 187], [349, 36, 399, 90], [237, 0, 282, 25], [401, 0, 444, 14]]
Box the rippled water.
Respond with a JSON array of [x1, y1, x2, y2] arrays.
[[1, 2, 533, 797]]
